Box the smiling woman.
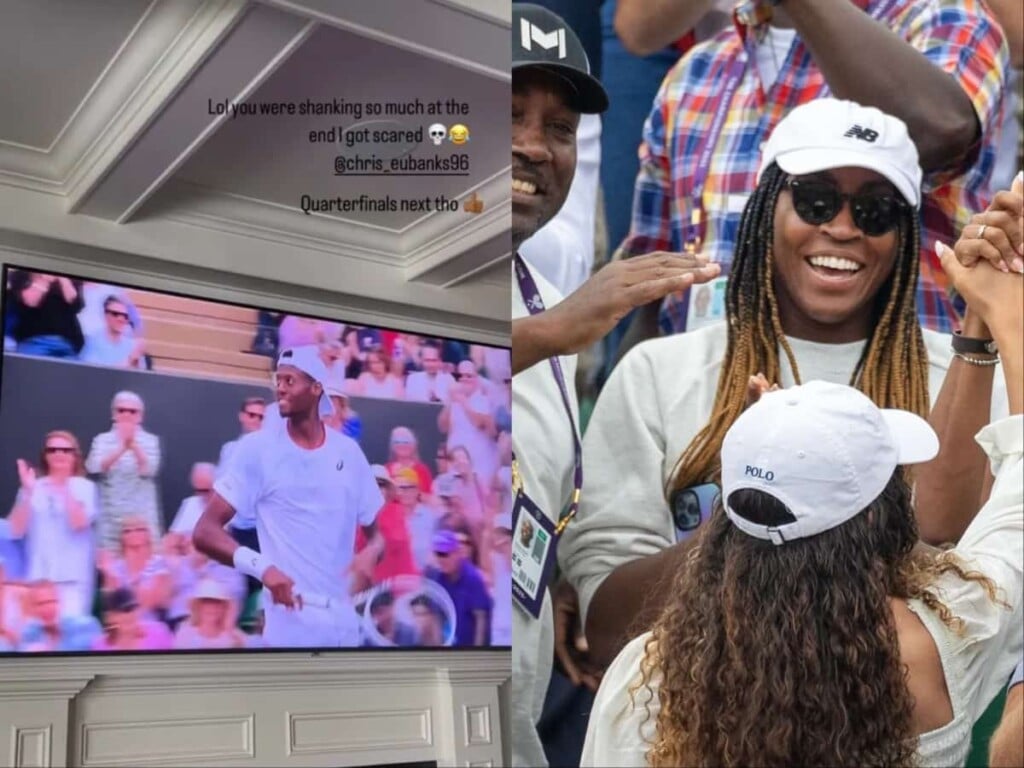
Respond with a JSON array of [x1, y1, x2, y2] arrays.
[[557, 98, 1009, 677]]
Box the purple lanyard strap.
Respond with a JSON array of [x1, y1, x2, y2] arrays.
[[513, 254, 583, 534]]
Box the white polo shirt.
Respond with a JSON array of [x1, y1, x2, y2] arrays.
[[214, 424, 383, 603]]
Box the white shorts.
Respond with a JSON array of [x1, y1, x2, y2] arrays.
[[261, 592, 360, 648]]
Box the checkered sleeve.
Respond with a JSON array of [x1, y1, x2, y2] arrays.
[[616, 78, 677, 260], [900, 0, 1009, 185]]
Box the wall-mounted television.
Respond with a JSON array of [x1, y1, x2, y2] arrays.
[[0, 264, 511, 655]]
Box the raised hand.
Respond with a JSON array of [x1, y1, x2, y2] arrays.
[[544, 252, 721, 356], [16, 459, 36, 492], [954, 172, 1024, 273]]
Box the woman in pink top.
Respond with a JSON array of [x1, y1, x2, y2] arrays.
[[92, 587, 172, 651]]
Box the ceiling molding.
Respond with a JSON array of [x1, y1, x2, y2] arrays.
[[65, 0, 250, 206], [149, 167, 512, 285], [258, 0, 510, 82], [0, 0, 249, 198], [71, 3, 313, 221], [0, 184, 509, 329]]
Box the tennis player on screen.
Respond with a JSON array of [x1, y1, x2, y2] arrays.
[[192, 345, 385, 647]]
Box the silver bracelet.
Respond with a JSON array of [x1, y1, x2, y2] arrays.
[[951, 350, 999, 367]]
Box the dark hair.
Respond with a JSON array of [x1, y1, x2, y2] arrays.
[[637, 474, 1004, 767], [372, 590, 395, 610], [103, 587, 139, 614], [103, 295, 126, 312], [668, 162, 928, 498]]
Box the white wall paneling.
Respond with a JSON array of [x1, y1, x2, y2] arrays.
[[0, 650, 509, 767]]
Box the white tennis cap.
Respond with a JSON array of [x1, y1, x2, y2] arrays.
[[276, 345, 334, 419], [721, 381, 938, 545], [758, 98, 923, 208]]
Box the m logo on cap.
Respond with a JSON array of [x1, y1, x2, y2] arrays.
[[843, 125, 879, 143], [520, 18, 566, 59]]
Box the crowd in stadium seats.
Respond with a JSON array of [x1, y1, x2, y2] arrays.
[[0, 274, 511, 651]]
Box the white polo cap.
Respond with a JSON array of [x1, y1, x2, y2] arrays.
[[276, 345, 334, 419], [758, 98, 923, 209], [721, 381, 938, 545]]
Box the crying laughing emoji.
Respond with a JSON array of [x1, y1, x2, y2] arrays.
[[448, 124, 470, 145]]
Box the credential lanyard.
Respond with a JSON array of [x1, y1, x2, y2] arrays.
[[513, 253, 582, 534]]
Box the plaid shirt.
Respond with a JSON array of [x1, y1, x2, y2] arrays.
[[620, 0, 1009, 334]]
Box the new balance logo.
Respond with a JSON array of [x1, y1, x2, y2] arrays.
[[843, 125, 879, 143], [520, 19, 566, 59]]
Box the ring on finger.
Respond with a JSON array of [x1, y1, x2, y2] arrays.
[[977, 224, 987, 239]]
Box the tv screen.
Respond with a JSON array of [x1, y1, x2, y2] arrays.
[[0, 265, 511, 654]]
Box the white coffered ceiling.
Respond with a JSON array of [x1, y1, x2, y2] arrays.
[[0, 0, 511, 344]]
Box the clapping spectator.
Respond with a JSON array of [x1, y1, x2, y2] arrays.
[[7, 271, 84, 358], [354, 346, 405, 399], [439, 361, 498, 482], [173, 578, 245, 649], [97, 516, 173, 623], [86, 391, 162, 550], [79, 296, 146, 369], [405, 343, 455, 403], [78, 282, 143, 339], [6, 431, 97, 617], [92, 587, 172, 651]]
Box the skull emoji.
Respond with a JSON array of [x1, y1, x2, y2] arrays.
[[428, 123, 447, 147]]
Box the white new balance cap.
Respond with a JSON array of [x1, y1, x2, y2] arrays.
[[721, 381, 938, 545], [758, 98, 923, 208], [276, 345, 334, 419]]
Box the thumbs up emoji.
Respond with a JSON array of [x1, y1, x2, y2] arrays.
[[463, 192, 484, 214]]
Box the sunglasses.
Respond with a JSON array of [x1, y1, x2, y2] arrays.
[[105, 309, 129, 320], [116, 407, 139, 414], [194, 487, 213, 494], [243, 411, 264, 420], [787, 177, 906, 237], [434, 550, 451, 558], [45, 446, 75, 454]]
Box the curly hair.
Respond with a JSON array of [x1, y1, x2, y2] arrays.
[[634, 474, 1004, 767], [668, 163, 929, 497]]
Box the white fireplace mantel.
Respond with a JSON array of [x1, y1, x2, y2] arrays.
[[0, 650, 510, 768]]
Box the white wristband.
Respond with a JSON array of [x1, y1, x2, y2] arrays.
[[233, 546, 271, 580]]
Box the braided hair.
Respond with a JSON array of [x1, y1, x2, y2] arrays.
[[668, 163, 929, 496]]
